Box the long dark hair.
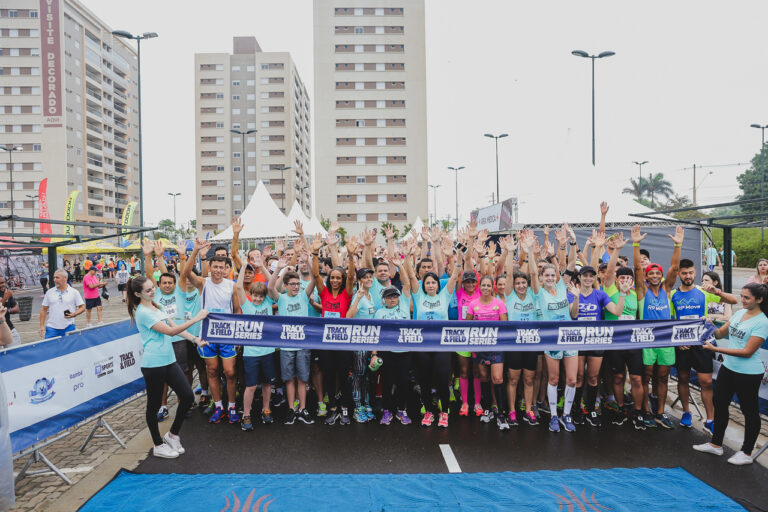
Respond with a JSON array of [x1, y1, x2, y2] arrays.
[[742, 282, 768, 317], [421, 272, 441, 294], [126, 276, 159, 321], [702, 271, 721, 288], [325, 266, 347, 293]]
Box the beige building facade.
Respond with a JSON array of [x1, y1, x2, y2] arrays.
[[194, 37, 311, 235], [313, 1, 428, 234], [0, 0, 140, 236]]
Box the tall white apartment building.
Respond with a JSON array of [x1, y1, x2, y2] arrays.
[[313, 1, 428, 234], [0, 0, 140, 235], [194, 37, 311, 235]]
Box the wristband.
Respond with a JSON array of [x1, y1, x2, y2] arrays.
[[632, 243, 639, 247], [569, 241, 577, 246], [674, 243, 682, 247], [312, 252, 319, 256]]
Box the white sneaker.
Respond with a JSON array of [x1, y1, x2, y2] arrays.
[[727, 451, 753, 465], [86, 323, 93, 328], [152, 443, 179, 459], [163, 432, 185, 454], [692, 442, 723, 456], [97, 321, 104, 326]]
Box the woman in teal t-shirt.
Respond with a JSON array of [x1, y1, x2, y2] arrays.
[[695, 282, 768, 465], [128, 275, 208, 460]]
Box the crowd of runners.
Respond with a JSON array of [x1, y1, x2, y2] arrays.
[[125, 203, 768, 466]]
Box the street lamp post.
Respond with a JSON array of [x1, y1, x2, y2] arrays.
[[111, 30, 158, 230], [750, 123, 768, 242], [447, 166, 465, 233], [276, 165, 291, 212], [25, 194, 38, 234], [167, 192, 180, 226], [633, 160, 648, 181], [230, 129, 257, 213], [483, 133, 508, 203], [428, 184, 442, 226], [0, 144, 23, 234], [571, 50, 615, 166], [299, 185, 309, 210]]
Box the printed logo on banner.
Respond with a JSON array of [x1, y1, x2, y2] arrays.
[[441, 327, 469, 345], [323, 324, 351, 343], [208, 320, 265, 340], [671, 325, 702, 344], [94, 356, 115, 378], [468, 327, 498, 346], [119, 351, 136, 370], [69, 369, 85, 392], [323, 324, 381, 344], [207, 320, 234, 338], [281, 324, 306, 341], [584, 326, 614, 344], [398, 328, 424, 344], [515, 329, 541, 344], [29, 377, 55, 404], [558, 327, 586, 345], [631, 328, 655, 343]]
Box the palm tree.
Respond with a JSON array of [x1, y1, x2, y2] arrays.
[[645, 173, 674, 207], [622, 177, 648, 200]]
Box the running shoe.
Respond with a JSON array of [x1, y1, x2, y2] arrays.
[[438, 412, 449, 428], [262, 409, 274, 424], [519, 398, 527, 413], [152, 443, 179, 459], [480, 409, 494, 423], [727, 451, 753, 465], [496, 413, 509, 431], [297, 409, 314, 425], [365, 405, 375, 421], [624, 392, 634, 406], [163, 432, 185, 455], [317, 402, 328, 418], [508, 411, 519, 427], [284, 408, 296, 425], [632, 413, 647, 431], [353, 406, 367, 423], [693, 443, 723, 456], [228, 407, 240, 424], [680, 411, 692, 428], [643, 414, 657, 429], [560, 414, 576, 432], [271, 390, 286, 408], [380, 410, 393, 425], [194, 386, 202, 395], [157, 406, 169, 422], [473, 404, 484, 417], [459, 403, 469, 416], [396, 410, 412, 425], [203, 399, 216, 416], [604, 400, 620, 413], [197, 395, 211, 411], [586, 411, 601, 428], [421, 411, 435, 427], [324, 409, 340, 426], [536, 400, 550, 414], [523, 411, 538, 426], [209, 406, 225, 424], [241, 416, 254, 431], [655, 413, 674, 429], [612, 407, 628, 426], [549, 416, 560, 432], [531, 404, 542, 422], [571, 407, 585, 425], [339, 407, 351, 425], [704, 420, 714, 436]]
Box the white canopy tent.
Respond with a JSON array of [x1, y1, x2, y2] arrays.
[[286, 201, 327, 236], [399, 216, 425, 242], [213, 182, 293, 240], [305, 214, 328, 236]]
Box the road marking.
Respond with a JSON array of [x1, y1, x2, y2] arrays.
[[439, 444, 462, 473], [14, 465, 94, 477]]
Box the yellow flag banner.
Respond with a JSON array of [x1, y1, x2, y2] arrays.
[[62, 190, 79, 235], [120, 201, 137, 237]]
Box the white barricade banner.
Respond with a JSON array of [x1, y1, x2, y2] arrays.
[[0, 321, 144, 453], [712, 338, 768, 416]]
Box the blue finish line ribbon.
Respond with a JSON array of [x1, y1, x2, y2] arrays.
[[201, 314, 715, 352]]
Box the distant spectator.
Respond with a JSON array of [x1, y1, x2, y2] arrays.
[[717, 246, 737, 268], [746, 258, 768, 285], [0, 277, 21, 347], [39, 261, 49, 294], [704, 244, 718, 271], [39, 269, 85, 339], [83, 266, 107, 327]]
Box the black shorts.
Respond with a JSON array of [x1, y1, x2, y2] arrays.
[[117, 283, 126, 291], [608, 349, 644, 376], [172, 340, 189, 372], [581, 350, 605, 358], [85, 297, 102, 310], [675, 346, 714, 374], [505, 351, 538, 372]]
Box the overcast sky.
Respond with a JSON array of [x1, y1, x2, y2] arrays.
[[84, 0, 768, 227]]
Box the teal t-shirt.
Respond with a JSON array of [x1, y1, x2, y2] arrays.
[[536, 279, 571, 322], [154, 286, 186, 341], [241, 298, 276, 357], [135, 304, 175, 368], [353, 293, 377, 319], [277, 292, 310, 351], [724, 309, 768, 375], [505, 289, 539, 322], [371, 278, 389, 310], [412, 287, 451, 321], [181, 286, 202, 336], [300, 277, 321, 318], [375, 294, 410, 353]]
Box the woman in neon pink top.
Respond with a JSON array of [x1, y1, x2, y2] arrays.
[[455, 271, 482, 417], [466, 275, 509, 430]]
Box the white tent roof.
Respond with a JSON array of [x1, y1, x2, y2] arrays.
[[400, 216, 425, 241], [305, 215, 328, 236], [213, 182, 293, 240], [286, 200, 310, 226]]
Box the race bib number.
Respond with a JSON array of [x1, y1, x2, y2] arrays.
[[619, 314, 635, 321], [324, 311, 341, 318]]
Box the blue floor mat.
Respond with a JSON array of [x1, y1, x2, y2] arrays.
[[79, 466, 745, 511]]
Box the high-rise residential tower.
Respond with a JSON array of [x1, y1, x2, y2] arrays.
[[0, 0, 140, 236], [194, 36, 311, 235], [313, 1, 428, 234]]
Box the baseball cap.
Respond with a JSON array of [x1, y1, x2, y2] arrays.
[[381, 286, 401, 298], [579, 265, 597, 276], [356, 268, 374, 280], [462, 271, 477, 282], [645, 263, 664, 274]]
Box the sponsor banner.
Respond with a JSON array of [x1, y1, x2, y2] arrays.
[[38, 178, 52, 241], [40, 0, 63, 127], [0, 321, 144, 453], [120, 201, 137, 238], [470, 197, 517, 232], [62, 190, 79, 235], [202, 314, 714, 352]]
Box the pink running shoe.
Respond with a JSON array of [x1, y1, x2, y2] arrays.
[[474, 404, 484, 417], [459, 403, 469, 416], [421, 411, 435, 427], [438, 412, 449, 428]]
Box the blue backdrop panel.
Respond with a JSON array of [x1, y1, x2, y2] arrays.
[[80, 467, 744, 512]]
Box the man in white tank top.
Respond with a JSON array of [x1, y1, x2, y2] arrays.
[[184, 240, 241, 424]]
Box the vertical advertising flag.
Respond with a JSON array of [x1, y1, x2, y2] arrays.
[[40, 0, 63, 128], [38, 178, 52, 242], [120, 201, 137, 238], [62, 190, 79, 236]]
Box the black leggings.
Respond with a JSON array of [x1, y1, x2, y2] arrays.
[[142, 363, 194, 446], [415, 352, 451, 414], [382, 352, 412, 412], [318, 350, 353, 410], [712, 365, 762, 455]]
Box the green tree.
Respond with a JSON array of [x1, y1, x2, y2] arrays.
[[661, 194, 707, 220], [399, 223, 413, 239], [622, 177, 648, 200], [644, 173, 674, 207], [440, 218, 456, 233], [319, 216, 347, 245], [736, 144, 768, 214], [380, 221, 400, 240], [156, 219, 177, 239]]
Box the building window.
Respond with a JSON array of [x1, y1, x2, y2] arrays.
[[232, 80, 240, 86], [232, 94, 240, 100], [233, 152, 241, 158], [231, 65, 240, 71], [356, 176, 365, 184]]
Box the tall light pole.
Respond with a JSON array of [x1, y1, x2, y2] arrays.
[[230, 128, 257, 212], [167, 192, 180, 226], [299, 185, 309, 210], [26, 193, 38, 234], [633, 160, 648, 180], [276, 165, 291, 212], [447, 166, 464, 233], [484, 133, 508, 203], [0, 144, 23, 234], [750, 123, 768, 242], [112, 30, 158, 230], [572, 50, 615, 166], [428, 184, 442, 226]]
